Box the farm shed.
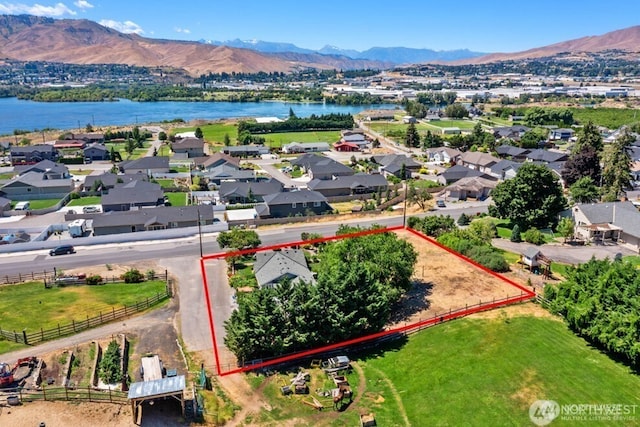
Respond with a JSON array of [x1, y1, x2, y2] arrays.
[[128, 375, 186, 423]]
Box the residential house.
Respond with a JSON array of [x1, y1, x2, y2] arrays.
[[488, 159, 522, 180], [0, 196, 11, 214], [333, 141, 361, 152], [84, 173, 148, 191], [119, 156, 170, 175], [219, 179, 284, 204], [493, 125, 530, 141], [172, 137, 205, 158], [425, 147, 462, 164], [0, 171, 74, 200], [363, 110, 396, 121], [524, 149, 568, 164], [14, 160, 69, 180], [444, 176, 497, 201], [223, 145, 270, 158], [372, 154, 422, 179], [495, 144, 530, 160], [307, 173, 388, 197], [436, 165, 490, 185], [54, 139, 86, 149], [458, 152, 500, 174], [402, 115, 417, 124], [92, 205, 215, 236], [341, 129, 365, 137], [84, 143, 111, 161], [253, 249, 315, 289], [291, 154, 354, 180], [10, 144, 59, 165], [67, 133, 105, 144], [258, 189, 332, 218], [572, 201, 640, 250], [101, 180, 165, 212], [204, 164, 255, 185], [194, 153, 240, 171], [549, 128, 575, 141], [281, 142, 330, 154]]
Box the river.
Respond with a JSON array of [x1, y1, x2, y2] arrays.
[[0, 97, 395, 136]]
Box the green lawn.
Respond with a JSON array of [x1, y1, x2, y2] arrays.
[[260, 130, 341, 148], [106, 142, 150, 160], [359, 315, 640, 426], [427, 119, 478, 129], [156, 179, 175, 188], [68, 196, 101, 206], [166, 192, 187, 207], [173, 122, 238, 144], [12, 199, 60, 209], [570, 107, 640, 129], [0, 281, 167, 338]]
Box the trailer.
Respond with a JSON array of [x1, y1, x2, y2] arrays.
[[68, 219, 87, 238]]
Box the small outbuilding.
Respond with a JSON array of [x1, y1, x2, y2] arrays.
[[128, 375, 186, 424]]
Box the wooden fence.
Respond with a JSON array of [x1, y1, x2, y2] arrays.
[[0, 269, 55, 285], [0, 290, 171, 346], [3, 384, 128, 405]]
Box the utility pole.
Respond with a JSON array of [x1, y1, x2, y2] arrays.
[[402, 180, 408, 227], [197, 207, 203, 258]]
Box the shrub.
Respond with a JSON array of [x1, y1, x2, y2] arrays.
[[86, 275, 103, 286], [99, 340, 122, 384], [145, 269, 156, 281], [523, 228, 546, 245], [468, 246, 510, 272], [510, 224, 522, 242], [122, 268, 144, 283], [457, 213, 471, 226]]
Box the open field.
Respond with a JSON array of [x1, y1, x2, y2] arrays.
[[0, 280, 166, 334], [425, 119, 477, 129], [173, 121, 238, 143], [260, 130, 342, 148], [570, 107, 640, 129]]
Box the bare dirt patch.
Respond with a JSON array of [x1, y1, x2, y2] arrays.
[[62, 261, 163, 282], [388, 229, 524, 328], [468, 301, 558, 321]]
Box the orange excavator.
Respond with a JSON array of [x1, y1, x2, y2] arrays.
[[0, 357, 37, 388]]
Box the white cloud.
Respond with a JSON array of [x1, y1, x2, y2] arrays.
[[174, 27, 191, 34], [73, 0, 93, 9], [0, 2, 76, 16], [99, 19, 144, 35]]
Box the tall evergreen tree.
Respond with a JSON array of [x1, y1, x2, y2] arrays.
[[404, 122, 420, 148], [601, 130, 634, 201]]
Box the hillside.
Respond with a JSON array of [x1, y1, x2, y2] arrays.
[[457, 25, 640, 64], [0, 15, 389, 75]]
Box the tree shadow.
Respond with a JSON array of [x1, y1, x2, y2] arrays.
[[388, 279, 433, 324]]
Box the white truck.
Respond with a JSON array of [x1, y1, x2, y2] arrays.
[[68, 219, 87, 238]]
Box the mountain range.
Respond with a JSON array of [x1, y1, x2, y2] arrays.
[[200, 38, 486, 64], [1, 14, 640, 76]]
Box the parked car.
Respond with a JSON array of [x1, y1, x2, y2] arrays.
[[49, 245, 75, 256], [82, 206, 100, 213], [436, 200, 446, 208]]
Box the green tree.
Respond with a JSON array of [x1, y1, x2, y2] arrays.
[[195, 127, 204, 139], [223, 133, 231, 146], [158, 131, 167, 142], [467, 217, 497, 244], [85, 123, 94, 133], [422, 130, 443, 149], [457, 212, 471, 226], [556, 217, 575, 243], [569, 176, 600, 204], [407, 182, 433, 210], [125, 138, 136, 156], [444, 103, 468, 119], [601, 130, 633, 201], [510, 224, 522, 242], [408, 215, 456, 238], [99, 340, 122, 384], [572, 121, 603, 154], [490, 163, 567, 230], [404, 122, 420, 148], [561, 145, 601, 187], [217, 229, 261, 251], [519, 129, 544, 149]]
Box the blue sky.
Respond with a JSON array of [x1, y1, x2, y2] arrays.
[[0, 1, 639, 52]]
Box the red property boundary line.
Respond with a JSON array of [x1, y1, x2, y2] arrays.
[[200, 226, 536, 376]]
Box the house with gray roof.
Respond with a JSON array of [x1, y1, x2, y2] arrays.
[[101, 180, 165, 212], [223, 145, 270, 158], [84, 143, 110, 161], [525, 149, 568, 164], [92, 205, 215, 236], [372, 154, 422, 179], [204, 164, 255, 185], [172, 137, 205, 158], [84, 173, 148, 191], [493, 125, 530, 141], [282, 142, 330, 154], [572, 201, 640, 250], [291, 154, 354, 180], [488, 159, 522, 180], [10, 144, 59, 165], [14, 160, 69, 180], [0, 171, 74, 200], [437, 165, 492, 185], [495, 145, 530, 160], [194, 152, 240, 170], [119, 156, 170, 175], [219, 179, 284, 204], [259, 189, 332, 218], [253, 249, 315, 289], [307, 173, 388, 197]]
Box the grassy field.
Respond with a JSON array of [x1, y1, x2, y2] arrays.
[[156, 179, 175, 188], [106, 142, 150, 160], [358, 314, 640, 426], [0, 281, 167, 337], [570, 107, 640, 129], [173, 122, 238, 143], [259, 130, 342, 148], [426, 119, 478, 129], [11, 199, 60, 209], [68, 196, 101, 206], [166, 192, 188, 206]]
